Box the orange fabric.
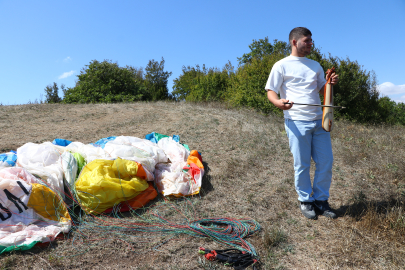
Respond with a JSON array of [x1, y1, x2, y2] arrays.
[[187, 150, 204, 169], [103, 183, 157, 213], [135, 163, 147, 180]]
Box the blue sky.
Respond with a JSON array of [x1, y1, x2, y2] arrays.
[[1, 0, 404, 105]]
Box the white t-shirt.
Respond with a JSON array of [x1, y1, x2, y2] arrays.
[[265, 55, 326, 121]]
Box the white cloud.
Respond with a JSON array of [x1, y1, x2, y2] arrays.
[[58, 70, 76, 79], [378, 82, 405, 96], [396, 94, 405, 104], [63, 56, 72, 62]]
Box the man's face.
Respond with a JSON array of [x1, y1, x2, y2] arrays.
[[295, 35, 313, 56]]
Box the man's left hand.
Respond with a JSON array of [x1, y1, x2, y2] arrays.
[[327, 73, 339, 85]]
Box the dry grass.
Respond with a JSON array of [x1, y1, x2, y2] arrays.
[[0, 101, 404, 269]]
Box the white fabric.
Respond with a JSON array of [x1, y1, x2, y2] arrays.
[[0, 172, 33, 225], [154, 137, 195, 196], [0, 223, 70, 248], [16, 142, 65, 198], [110, 136, 168, 164], [157, 137, 189, 165], [61, 152, 78, 187], [0, 168, 70, 248], [265, 55, 326, 121], [154, 163, 198, 196], [66, 142, 112, 163], [103, 136, 169, 181], [0, 152, 16, 169], [0, 167, 38, 186]]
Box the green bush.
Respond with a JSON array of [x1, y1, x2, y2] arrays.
[[226, 52, 286, 115], [63, 60, 145, 103], [311, 53, 381, 123], [172, 62, 233, 102]]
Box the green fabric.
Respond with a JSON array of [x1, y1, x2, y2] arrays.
[[155, 132, 189, 151], [73, 152, 86, 178], [154, 132, 170, 142], [0, 241, 41, 254], [182, 143, 190, 151]]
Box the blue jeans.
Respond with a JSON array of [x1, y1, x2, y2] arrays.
[[284, 119, 333, 202]]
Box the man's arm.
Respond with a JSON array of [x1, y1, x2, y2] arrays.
[[267, 90, 293, 110]]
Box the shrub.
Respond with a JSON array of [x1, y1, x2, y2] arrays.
[[63, 60, 145, 103], [172, 62, 233, 102]]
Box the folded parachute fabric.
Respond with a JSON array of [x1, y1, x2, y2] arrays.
[[0, 132, 203, 254], [75, 158, 150, 214], [92, 136, 117, 148], [103, 182, 157, 213], [52, 138, 72, 147], [158, 137, 190, 165], [0, 167, 71, 254], [16, 142, 65, 199], [154, 137, 203, 197], [66, 142, 112, 164], [145, 132, 189, 151], [61, 151, 78, 188], [104, 136, 169, 181], [0, 151, 17, 169]]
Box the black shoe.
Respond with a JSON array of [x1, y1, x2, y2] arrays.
[[300, 202, 316, 219], [314, 200, 337, 219]]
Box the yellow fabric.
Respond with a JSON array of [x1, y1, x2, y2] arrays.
[[75, 158, 149, 214], [27, 183, 71, 223]]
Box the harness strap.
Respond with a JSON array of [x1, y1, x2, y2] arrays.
[[199, 247, 258, 270]]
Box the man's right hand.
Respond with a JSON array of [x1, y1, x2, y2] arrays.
[[277, 99, 293, 110], [267, 90, 293, 110]]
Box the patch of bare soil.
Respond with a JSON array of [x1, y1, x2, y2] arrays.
[[1, 102, 405, 269]]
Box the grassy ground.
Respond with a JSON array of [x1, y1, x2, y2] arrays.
[[0, 101, 404, 269]]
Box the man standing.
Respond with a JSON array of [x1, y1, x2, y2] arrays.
[[265, 27, 339, 219]]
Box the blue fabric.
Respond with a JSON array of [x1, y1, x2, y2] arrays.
[[145, 132, 158, 144], [0, 152, 17, 166], [284, 119, 333, 202], [145, 132, 180, 144], [172, 135, 180, 143], [52, 138, 72, 146], [92, 136, 117, 148]]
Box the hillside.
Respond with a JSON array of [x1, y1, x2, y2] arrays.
[[0, 102, 404, 269]]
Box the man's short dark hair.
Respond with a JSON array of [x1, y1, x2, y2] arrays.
[[289, 27, 312, 45]]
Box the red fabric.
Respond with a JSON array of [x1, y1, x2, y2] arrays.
[[204, 250, 217, 261], [183, 163, 201, 184]]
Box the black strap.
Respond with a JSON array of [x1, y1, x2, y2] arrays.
[[203, 248, 257, 269]]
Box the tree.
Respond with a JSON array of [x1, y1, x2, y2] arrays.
[[44, 82, 63, 103], [172, 61, 234, 102], [172, 65, 206, 101], [228, 51, 286, 114], [237, 37, 290, 65], [144, 57, 172, 101], [63, 60, 145, 103]]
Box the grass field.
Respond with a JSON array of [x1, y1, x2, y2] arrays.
[[0, 101, 405, 269]]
